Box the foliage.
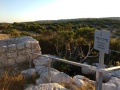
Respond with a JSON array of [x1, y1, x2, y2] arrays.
[[0, 18, 120, 66], [2, 29, 20, 37]]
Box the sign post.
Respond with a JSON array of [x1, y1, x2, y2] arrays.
[[94, 30, 110, 90]]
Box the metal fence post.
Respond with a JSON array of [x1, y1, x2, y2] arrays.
[[95, 52, 104, 90], [48, 58, 52, 83]]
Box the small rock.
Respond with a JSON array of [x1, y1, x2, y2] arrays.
[[21, 68, 36, 77]]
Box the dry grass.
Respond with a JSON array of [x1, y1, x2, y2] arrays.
[[0, 72, 26, 90], [0, 34, 10, 40], [0, 61, 37, 90], [0, 71, 37, 90]]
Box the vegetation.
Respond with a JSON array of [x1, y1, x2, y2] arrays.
[[0, 18, 120, 80], [0, 61, 37, 90]]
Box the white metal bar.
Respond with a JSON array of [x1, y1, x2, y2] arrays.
[[26, 52, 120, 73], [96, 71, 103, 90], [99, 52, 105, 68], [48, 58, 51, 83], [105, 66, 120, 71]]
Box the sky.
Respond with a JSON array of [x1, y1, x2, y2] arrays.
[[0, 0, 120, 23]]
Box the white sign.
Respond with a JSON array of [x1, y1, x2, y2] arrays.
[[94, 30, 110, 54]]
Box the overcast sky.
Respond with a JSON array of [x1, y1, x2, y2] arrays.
[[0, 0, 120, 23]]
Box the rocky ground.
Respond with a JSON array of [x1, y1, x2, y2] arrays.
[[22, 55, 120, 90]]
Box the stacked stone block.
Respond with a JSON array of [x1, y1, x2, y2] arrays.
[[0, 36, 41, 67]]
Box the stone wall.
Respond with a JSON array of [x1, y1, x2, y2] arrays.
[[0, 36, 41, 67]]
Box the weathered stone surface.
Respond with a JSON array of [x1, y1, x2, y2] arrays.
[[16, 55, 27, 63], [51, 72, 72, 84], [7, 52, 17, 58], [8, 44, 16, 51], [103, 73, 112, 82], [102, 83, 116, 90], [25, 41, 31, 48], [108, 77, 120, 86], [31, 41, 39, 49], [36, 77, 48, 85], [111, 70, 120, 78], [31, 49, 40, 53], [0, 53, 7, 61], [21, 68, 36, 77], [34, 43, 41, 51], [33, 59, 48, 66], [17, 42, 25, 50], [8, 58, 15, 65], [35, 65, 46, 73], [73, 75, 86, 87], [0, 46, 7, 53], [35, 65, 59, 75], [0, 59, 8, 66], [25, 83, 69, 90]]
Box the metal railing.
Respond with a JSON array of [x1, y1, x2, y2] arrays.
[[27, 52, 120, 90]]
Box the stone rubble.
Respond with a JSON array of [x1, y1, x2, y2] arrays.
[[25, 83, 69, 90], [23, 56, 95, 90], [23, 55, 120, 90]]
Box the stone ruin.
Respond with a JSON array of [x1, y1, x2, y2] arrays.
[[0, 36, 41, 67]]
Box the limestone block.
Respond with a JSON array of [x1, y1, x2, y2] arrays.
[[25, 83, 68, 90], [102, 83, 116, 90], [0, 46, 7, 53], [0, 53, 7, 61], [21, 68, 36, 77], [31, 41, 39, 49], [35, 65, 46, 73], [81, 67, 90, 75], [36, 77, 48, 85], [26, 49, 32, 52], [8, 44, 16, 51], [25, 41, 31, 48], [50, 72, 72, 84], [0, 40, 7, 47], [8, 58, 15, 65], [108, 77, 120, 86], [26, 54, 33, 61], [32, 55, 39, 60], [103, 73, 112, 82], [111, 70, 120, 78], [0, 58, 8, 66], [34, 43, 41, 51], [73, 75, 86, 87], [31, 49, 40, 53], [16, 55, 27, 63], [33, 59, 48, 66], [31, 86, 38, 90], [17, 42, 25, 50], [7, 52, 17, 58]]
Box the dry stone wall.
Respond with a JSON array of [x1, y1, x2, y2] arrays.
[[0, 36, 41, 67]]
